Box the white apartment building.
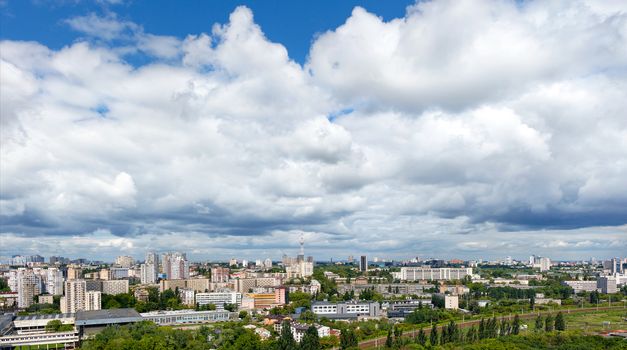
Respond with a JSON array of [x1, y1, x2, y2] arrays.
[[180, 288, 195, 306], [46, 268, 64, 296], [399, 267, 473, 281], [311, 301, 380, 319], [61, 280, 86, 313], [162, 252, 189, 280], [195, 292, 242, 308], [597, 276, 617, 294], [539, 257, 552, 272], [85, 291, 101, 311]]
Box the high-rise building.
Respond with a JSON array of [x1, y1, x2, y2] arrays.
[[85, 291, 102, 311], [359, 256, 368, 272], [62, 280, 86, 313], [539, 257, 551, 272], [115, 256, 134, 268], [162, 252, 189, 280], [17, 269, 42, 308], [211, 267, 230, 283], [141, 251, 159, 284], [529, 255, 536, 265], [46, 268, 64, 296], [264, 258, 273, 269], [285, 234, 314, 279], [67, 265, 82, 280]]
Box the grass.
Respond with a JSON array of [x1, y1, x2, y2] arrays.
[[563, 308, 627, 332]]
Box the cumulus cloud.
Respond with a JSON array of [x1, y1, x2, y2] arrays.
[[1, 2, 627, 260]]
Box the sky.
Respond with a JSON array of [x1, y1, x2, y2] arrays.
[[1, 0, 626, 262]]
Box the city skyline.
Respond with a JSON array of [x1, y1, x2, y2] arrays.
[[2, 1, 627, 260]]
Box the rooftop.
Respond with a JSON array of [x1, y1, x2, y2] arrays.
[[75, 309, 142, 326]]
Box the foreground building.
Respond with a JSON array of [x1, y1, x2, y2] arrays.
[[399, 267, 473, 281]]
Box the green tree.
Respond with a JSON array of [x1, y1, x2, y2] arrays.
[[478, 318, 486, 339], [430, 324, 438, 346], [512, 314, 521, 335], [300, 325, 321, 350], [555, 312, 566, 331], [277, 321, 296, 350], [340, 328, 358, 349], [416, 327, 426, 346], [545, 314, 554, 332], [535, 315, 544, 332], [385, 328, 393, 348]]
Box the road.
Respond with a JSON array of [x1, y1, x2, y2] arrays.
[[358, 306, 626, 349]]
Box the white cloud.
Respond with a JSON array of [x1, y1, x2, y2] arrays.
[[1, 1, 627, 260]]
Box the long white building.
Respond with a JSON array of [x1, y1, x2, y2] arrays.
[[195, 292, 242, 308], [399, 267, 473, 281]]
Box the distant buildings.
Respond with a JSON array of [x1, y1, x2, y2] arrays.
[[562, 280, 598, 293], [160, 278, 209, 293], [115, 256, 134, 268], [140, 252, 159, 284], [399, 267, 473, 281], [284, 234, 314, 279], [359, 256, 368, 272], [597, 276, 617, 294], [211, 267, 230, 283], [162, 252, 189, 280], [539, 257, 552, 272]]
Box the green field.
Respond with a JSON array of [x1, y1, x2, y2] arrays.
[[563, 308, 627, 332]]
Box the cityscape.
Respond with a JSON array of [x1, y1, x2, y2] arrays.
[[2, 0, 627, 349]]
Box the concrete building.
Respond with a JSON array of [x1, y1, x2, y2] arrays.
[[539, 257, 552, 272], [46, 268, 64, 296], [289, 322, 330, 342], [140, 310, 237, 325], [115, 256, 134, 268], [38, 294, 54, 304], [162, 252, 189, 280], [67, 266, 82, 281], [359, 256, 368, 272], [399, 267, 473, 281], [85, 291, 101, 311], [61, 280, 86, 313], [160, 278, 210, 293], [101, 280, 129, 295], [597, 276, 618, 294], [311, 301, 381, 319], [180, 288, 195, 306], [235, 278, 280, 293], [195, 292, 242, 308], [444, 295, 459, 310], [211, 267, 230, 283], [140, 252, 159, 284], [562, 280, 598, 293], [17, 270, 42, 308]]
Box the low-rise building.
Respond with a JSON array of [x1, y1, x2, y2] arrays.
[[195, 292, 242, 308], [400, 267, 472, 281], [562, 280, 598, 293], [311, 301, 381, 320], [140, 310, 237, 325]]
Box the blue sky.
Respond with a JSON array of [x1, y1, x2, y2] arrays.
[[1, 0, 413, 64], [1, 0, 626, 262]]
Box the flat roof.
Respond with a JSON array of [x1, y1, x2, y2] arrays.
[[15, 313, 73, 321], [75, 309, 142, 326]]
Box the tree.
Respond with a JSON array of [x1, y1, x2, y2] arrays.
[[545, 314, 554, 332], [340, 328, 358, 350], [555, 312, 566, 331], [385, 328, 393, 348], [512, 314, 521, 335], [416, 327, 426, 346], [301, 325, 321, 350], [535, 316, 543, 332], [589, 291, 600, 304], [430, 324, 438, 346], [277, 321, 296, 350], [478, 318, 486, 339], [447, 320, 459, 342]]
